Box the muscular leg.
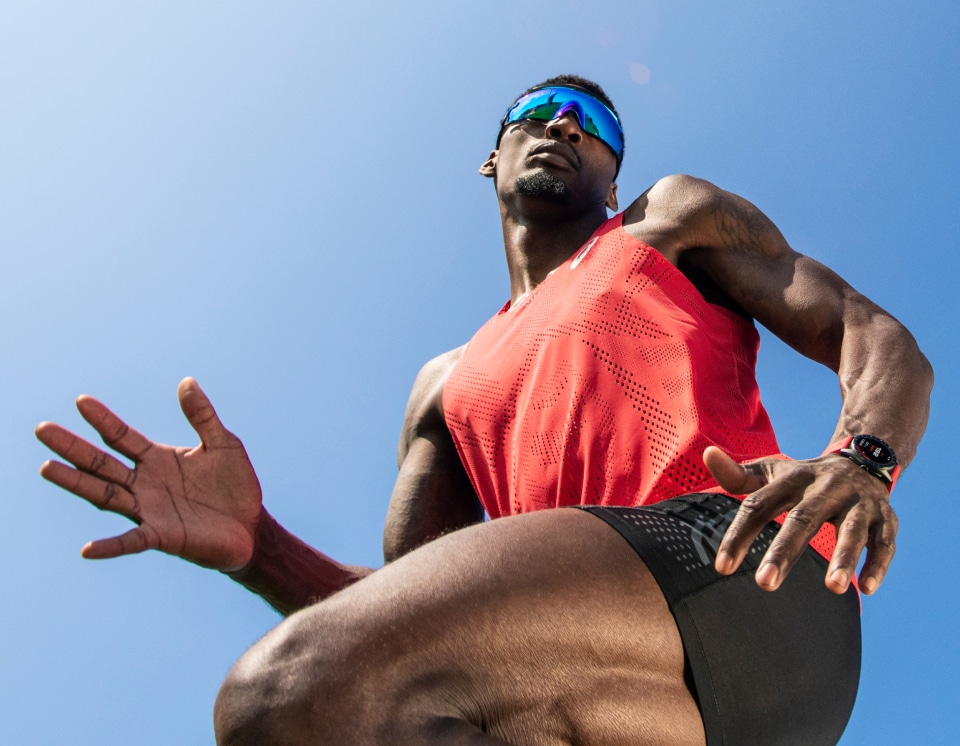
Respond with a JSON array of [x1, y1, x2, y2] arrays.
[[214, 509, 706, 745]]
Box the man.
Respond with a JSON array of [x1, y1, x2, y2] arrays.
[[38, 76, 931, 744]]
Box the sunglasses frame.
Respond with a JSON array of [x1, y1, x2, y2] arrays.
[[497, 85, 624, 163]]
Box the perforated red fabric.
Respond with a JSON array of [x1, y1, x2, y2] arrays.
[[443, 214, 836, 560]]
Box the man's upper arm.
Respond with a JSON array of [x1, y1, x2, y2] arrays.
[[673, 177, 871, 369], [674, 177, 931, 459], [382, 346, 484, 563]]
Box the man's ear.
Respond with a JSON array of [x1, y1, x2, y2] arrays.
[[479, 150, 497, 178], [606, 182, 619, 212]]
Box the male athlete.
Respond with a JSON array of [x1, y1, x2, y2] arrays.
[[37, 76, 931, 744]]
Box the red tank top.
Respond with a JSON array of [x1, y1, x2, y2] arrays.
[[443, 214, 836, 559]]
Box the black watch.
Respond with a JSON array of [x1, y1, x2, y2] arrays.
[[826, 435, 901, 490]]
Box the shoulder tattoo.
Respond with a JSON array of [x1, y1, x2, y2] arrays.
[[710, 195, 772, 256]]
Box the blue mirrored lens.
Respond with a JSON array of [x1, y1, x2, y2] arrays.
[[499, 87, 623, 159]]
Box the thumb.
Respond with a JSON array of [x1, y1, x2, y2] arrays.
[[703, 446, 765, 495], [178, 377, 230, 447]]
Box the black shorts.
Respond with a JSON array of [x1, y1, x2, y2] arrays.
[[577, 493, 861, 746]]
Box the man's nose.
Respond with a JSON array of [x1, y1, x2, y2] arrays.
[[545, 112, 583, 145]]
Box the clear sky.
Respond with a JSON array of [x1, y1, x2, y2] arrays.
[[3, 2, 957, 743]]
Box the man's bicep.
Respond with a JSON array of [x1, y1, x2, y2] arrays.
[[383, 346, 482, 563], [383, 433, 483, 563]]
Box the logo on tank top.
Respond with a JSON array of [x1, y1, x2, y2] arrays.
[[570, 236, 599, 269]]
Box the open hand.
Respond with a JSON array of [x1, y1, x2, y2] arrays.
[[36, 378, 262, 571], [704, 446, 897, 595]]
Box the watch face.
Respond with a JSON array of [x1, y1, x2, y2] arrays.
[[851, 435, 896, 466]]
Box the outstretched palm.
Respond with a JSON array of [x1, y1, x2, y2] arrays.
[[36, 378, 261, 571]]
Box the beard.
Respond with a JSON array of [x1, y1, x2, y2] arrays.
[[514, 171, 571, 203]]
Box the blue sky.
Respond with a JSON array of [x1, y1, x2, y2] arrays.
[[2, 2, 957, 743]]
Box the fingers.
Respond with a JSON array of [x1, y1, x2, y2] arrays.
[[824, 503, 870, 593], [38, 458, 139, 519], [713, 452, 894, 595], [808, 467, 893, 595], [825, 500, 895, 595], [74, 396, 155, 462], [857, 501, 898, 595], [35, 422, 137, 485], [80, 526, 159, 560], [714, 468, 814, 581], [36, 420, 140, 518], [177, 377, 230, 447], [706, 447, 786, 578], [706, 449, 801, 576], [748, 482, 841, 591], [703, 446, 766, 494]]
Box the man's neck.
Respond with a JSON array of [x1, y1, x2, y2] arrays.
[[500, 204, 609, 304]]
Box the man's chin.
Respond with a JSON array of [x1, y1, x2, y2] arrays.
[[515, 171, 571, 203]]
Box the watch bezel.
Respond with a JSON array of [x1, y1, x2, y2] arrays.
[[848, 435, 897, 469], [831, 434, 899, 485]]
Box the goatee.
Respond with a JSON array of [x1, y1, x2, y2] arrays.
[[515, 171, 571, 202]]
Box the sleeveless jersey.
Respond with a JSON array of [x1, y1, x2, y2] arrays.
[[443, 213, 837, 559]]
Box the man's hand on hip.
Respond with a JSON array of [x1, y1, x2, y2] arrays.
[[703, 446, 897, 596]]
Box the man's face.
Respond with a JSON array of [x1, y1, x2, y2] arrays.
[[480, 109, 619, 214]]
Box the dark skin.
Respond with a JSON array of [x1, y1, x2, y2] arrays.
[[37, 112, 930, 598], [37, 104, 931, 743], [388, 111, 931, 595], [214, 508, 705, 745]]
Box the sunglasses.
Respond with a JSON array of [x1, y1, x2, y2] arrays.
[[497, 86, 624, 162]]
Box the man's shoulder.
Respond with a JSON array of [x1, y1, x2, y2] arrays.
[[402, 345, 466, 429], [628, 174, 723, 216], [621, 175, 725, 253], [416, 345, 467, 384], [393, 345, 467, 462]]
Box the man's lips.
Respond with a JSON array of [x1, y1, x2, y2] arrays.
[[528, 142, 580, 170]]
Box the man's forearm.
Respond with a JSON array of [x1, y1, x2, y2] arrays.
[[834, 313, 933, 468], [225, 510, 374, 616]]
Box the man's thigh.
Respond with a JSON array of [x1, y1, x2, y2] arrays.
[[216, 508, 705, 746]]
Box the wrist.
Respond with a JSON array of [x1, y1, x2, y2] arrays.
[[222, 508, 370, 616], [223, 509, 275, 578], [823, 435, 901, 493]]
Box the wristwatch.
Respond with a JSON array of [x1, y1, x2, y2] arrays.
[[825, 435, 901, 491]]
